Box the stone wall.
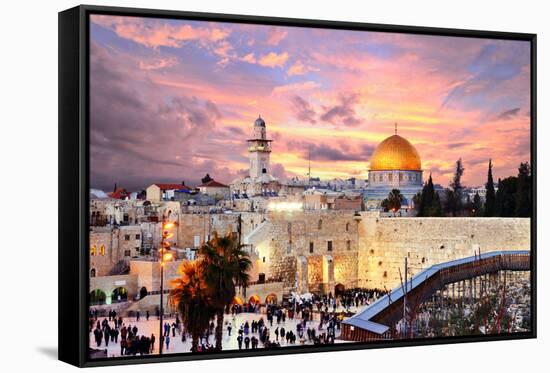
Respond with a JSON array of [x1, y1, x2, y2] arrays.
[[357, 215, 531, 289], [177, 213, 239, 249], [246, 210, 530, 296]]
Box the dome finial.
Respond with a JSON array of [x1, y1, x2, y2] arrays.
[[395, 122, 398, 135]]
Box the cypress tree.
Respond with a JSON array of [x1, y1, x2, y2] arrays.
[[473, 192, 482, 216], [484, 159, 496, 217], [496, 176, 518, 217], [446, 159, 464, 216], [515, 162, 531, 217]]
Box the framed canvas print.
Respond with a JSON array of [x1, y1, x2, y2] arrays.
[[58, 4, 537, 367]]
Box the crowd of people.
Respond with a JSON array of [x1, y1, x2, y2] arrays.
[[89, 287, 384, 356]]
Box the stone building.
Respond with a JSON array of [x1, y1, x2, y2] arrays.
[[198, 179, 230, 199], [365, 128, 423, 209], [89, 225, 142, 277], [231, 116, 282, 197]]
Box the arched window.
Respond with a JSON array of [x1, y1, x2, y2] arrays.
[[345, 222, 350, 232], [90, 268, 96, 277], [318, 219, 323, 230], [99, 244, 105, 256], [90, 245, 96, 256]]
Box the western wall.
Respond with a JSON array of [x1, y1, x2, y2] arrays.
[[248, 211, 531, 294]]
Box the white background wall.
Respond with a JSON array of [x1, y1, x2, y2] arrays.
[[0, 0, 547, 371]]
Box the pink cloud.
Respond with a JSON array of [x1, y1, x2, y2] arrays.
[[91, 15, 230, 49], [138, 57, 178, 70], [266, 27, 288, 45], [288, 60, 320, 76]]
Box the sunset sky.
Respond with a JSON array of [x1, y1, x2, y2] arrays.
[[89, 15, 531, 192]]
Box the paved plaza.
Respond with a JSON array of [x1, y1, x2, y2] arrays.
[[89, 307, 364, 358]]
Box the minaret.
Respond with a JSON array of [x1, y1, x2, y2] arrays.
[[247, 115, 272, 178]]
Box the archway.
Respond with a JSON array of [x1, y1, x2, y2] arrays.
[[139, 286, 148, 300], [89, 289, 106, 306], [90, 268, 96, 278], [248, 295, 260, 305], [335, 283, 346, 297], [111, 287, 128, 303], [265, 293, 278, 305]]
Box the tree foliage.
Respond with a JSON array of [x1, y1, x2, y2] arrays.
[[416, 174, 443, 217], [381, 189, 404, 212], [445, 158, 465, 216], [495, 177, 518, 217], [515, 162, 532, 217], [484, 159, 497, 217]]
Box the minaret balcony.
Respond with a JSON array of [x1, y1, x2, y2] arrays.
[[248, 144, 272, 152]]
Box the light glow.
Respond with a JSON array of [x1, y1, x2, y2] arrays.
[[267, 201, 303, 212]]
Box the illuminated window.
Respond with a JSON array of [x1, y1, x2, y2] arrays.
[[99, 245, 105, 256], [90, 245, 96, 256]]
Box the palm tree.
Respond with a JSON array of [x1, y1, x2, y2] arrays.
[[199, 232, 252, 350], [381, 189, 405, 212], [169, 261, 214, 352]]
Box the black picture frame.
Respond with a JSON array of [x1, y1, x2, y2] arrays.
[[58, 4, 537, 367]]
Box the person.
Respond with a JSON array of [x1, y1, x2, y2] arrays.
[[136, 311, 140, 322], [150, 334, 156, 353], [165, 335, 170, 350], [227, 322, 232, 336], [146, 310, 150, 321], [112, 327, 119, 343], [120, 338, 127, 356], [237, 335, 243, 350], [104, 327, 110, 347], [94, 327, 102, 347], [244, 336, 250, 349], [274, 327, 279, 341]]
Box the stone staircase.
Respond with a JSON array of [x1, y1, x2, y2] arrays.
[[243, 219, 271, 246]]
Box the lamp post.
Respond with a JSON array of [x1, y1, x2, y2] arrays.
[[159, 219, 176, 355]]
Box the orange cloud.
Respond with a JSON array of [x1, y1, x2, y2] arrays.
[[258, 52, 289, 68]]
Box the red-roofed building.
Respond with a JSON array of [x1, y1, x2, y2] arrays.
[[198, 179, 230, 199], [146, 182, 190, 202], [108, 188, 129, 200]]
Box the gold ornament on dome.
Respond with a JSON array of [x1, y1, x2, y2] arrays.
[[369, 134, 422, 171]]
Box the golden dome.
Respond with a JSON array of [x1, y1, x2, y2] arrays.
[[369, 134, 421, 171]]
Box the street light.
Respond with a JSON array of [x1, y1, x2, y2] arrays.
[[159, 219, 177, 355]]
